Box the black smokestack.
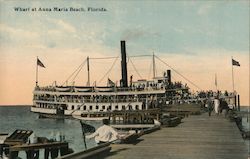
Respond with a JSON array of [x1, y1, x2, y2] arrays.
[[167, 70, 171, 84], [121, 41, 128, 87]]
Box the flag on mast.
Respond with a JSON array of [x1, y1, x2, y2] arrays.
[[107, 78, 115, 87], [79, 120, 95, 149], [37, 58, 45, 68], [232, 59, 240, 66], [215, 74, 217, 88]]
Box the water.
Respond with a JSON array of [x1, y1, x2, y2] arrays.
[[238, 106, 250, 157], [0, 106, 102, 155], [240, 106, 250, 131]]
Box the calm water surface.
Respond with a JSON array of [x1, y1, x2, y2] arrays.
[[0, 106, 102, 153]]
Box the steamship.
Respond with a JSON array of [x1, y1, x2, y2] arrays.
[[31, 41, 189, 120]]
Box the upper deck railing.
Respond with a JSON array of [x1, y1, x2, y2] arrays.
[[34, 85, 167, 93]]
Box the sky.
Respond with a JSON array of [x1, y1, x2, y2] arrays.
[[0, 0, 249, 106]]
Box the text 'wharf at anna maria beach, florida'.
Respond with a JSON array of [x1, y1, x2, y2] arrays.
[[14, 7, 107, 12]]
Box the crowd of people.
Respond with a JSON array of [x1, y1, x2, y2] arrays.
[[167, 81, 188, 90], [205, 97, 230, 117], [197, 90, 234, 99]]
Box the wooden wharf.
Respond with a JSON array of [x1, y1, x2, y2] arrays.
[[0, 129, 73, 159], [8, 142, 70, 159], [9, 142, 68, 152], [105, 113, 249, 159], [162, 103, 203, 117]]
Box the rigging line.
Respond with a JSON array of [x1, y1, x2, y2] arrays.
[[98, 57, 119, 84], [155, 60, 157, 77], [63, 60, 86, 86], [129, 57, 143, 79], [89, 56, 119, 60], [62, 59, 87, 86], [129, 55, 152, 58], [155, 56, 202, 90], [71, 60, 87, 84], [148, 58, 153, 79]]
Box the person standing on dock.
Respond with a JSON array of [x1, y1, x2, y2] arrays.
[[207, 98, 213, 116], [220, 99, 229, 117], [86, 119, 119, 144], [214, 97, 220, 115]]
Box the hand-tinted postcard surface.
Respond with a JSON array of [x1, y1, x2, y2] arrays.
[[0, 1, 249, 159]]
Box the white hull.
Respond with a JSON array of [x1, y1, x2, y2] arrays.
[[31, 107, 57, 114], [72, 115, 109, 121], [31, 100, 146, 120]]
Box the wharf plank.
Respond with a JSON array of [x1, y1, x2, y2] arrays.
[[106, 113, 248, 159], [10, 142, 68, 151]]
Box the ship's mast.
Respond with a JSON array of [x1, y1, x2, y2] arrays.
[[36, 56, 38, 86], [153, 52, 156, 79], [87, 56, 90, 86]]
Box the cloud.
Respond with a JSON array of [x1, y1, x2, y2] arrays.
[[0, 24, 39, 39], [47, 18, 77, 33], [55, 20, 76, 33], [46, 41, 57, 48], [47, 29, 61, 36], [197, 4, 213, 15], [173, 28, 184, 34], [121, 27, 160, 41]]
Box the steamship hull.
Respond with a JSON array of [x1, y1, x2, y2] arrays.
[[31, 86, 168, 120]]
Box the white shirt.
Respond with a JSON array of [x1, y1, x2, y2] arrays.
[[214, 99, 220, 113], [86, 125, 118, 143]]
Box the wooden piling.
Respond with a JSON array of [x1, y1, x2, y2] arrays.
[[234, 95, 237, 110], [9, 142, 69, 159], [237, 94, 240, 111]]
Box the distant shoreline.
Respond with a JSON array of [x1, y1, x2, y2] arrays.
[[0, 105, 32, 107]]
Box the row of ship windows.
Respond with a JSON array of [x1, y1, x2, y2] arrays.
[[70, 105, 140, 110]]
